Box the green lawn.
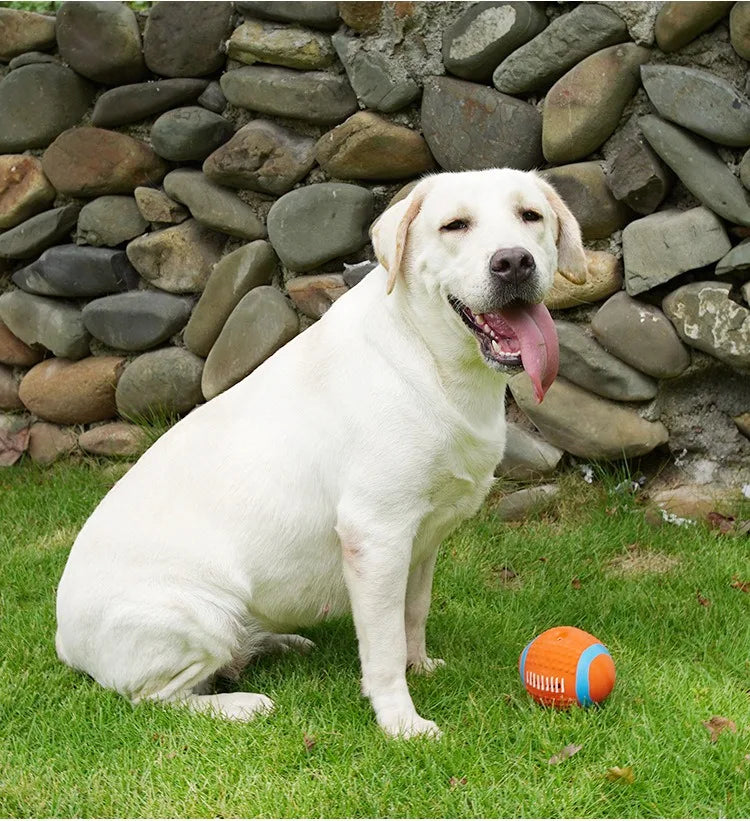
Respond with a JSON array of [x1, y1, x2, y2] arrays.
[[1, 460, 749, 818]]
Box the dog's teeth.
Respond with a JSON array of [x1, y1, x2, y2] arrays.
[[483, 323, 491, 334], [475, 313, 484, 323], [491, 339, 500, 353]]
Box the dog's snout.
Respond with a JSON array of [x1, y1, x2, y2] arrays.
[[489, 247, 535, 286]]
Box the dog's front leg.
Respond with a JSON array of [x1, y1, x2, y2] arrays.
[[405, 550, 445, 674], [339, 522, 441, 740]]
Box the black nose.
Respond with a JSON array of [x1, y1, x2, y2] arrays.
[[489, 247, 535, 286]]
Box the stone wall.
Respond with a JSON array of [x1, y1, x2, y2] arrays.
[[0, 0, 748, 484]]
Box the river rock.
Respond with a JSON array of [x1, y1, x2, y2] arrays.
[[509, 373, 669, 460], [78, 422, 147, 457], [0, 364, 22, 411], [338, 2, 383, 32], [544, 250, 622, 310], [0, 155, 55, 230], [0, 319, 43, 366], [221, 66, 358, 125], [163, 170, 266, 241], [541, 162, 632, 240], [143, 2, 233, 77], [126, 219, 225, 293], [542, 43, 650, 164], [82, 291, 193, 351], [655, 1, 733, 52], [315, 112, 435, 181], [0, 8, 56, 61], [77, 196, 148, 247], [228, 20, 335, 70], [203, 120, 316, 195], [184, 240, 277, 357], [442, 1, 546, 83], [134, 187, 189, 225], [556, 320, 658, 401], [606, 131, 671, 215], [0, 412, 30, 465], [12, 245, 139, 298], [331, 32, 419, 114], [716, 240, 750, 276], [267, 183, 373, 272], [116, 347, 205, 420], [91, 79, 209, 128], [19, 356, 125, 424], [421, 76, 542, 172], [56, 2, 145, 85], [202, 286, 299, 400], [0, 64, 94, 152], [42, 128, 168, 196], [343, 260, 377, 288], [592, 291, 691, 378], [8, 52, 59, 69], [286, 274, 348, 319], [0, 204, 80, 260], [494, 484, 560, 522], [28, 422, 77, 465], [495, 422, 563, 480], [198, 82, 226, 114], [493, 3, 628, 94], [731, 2, 750, 60], [236, 2, 340, 30], [0, 291, 89, 359], [622, 207, 731, 296], [663, 282, 750, 370], [151, 107, 234, 163], [642, 65, 750, 148]]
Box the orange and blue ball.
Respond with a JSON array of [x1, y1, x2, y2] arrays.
[[519, 626, 616, 708]]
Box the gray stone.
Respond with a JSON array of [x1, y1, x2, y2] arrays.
[[286, 274, 348, 319], [228, 20, 335, 70], [663, 282, 750, 370], [622, 207, 731, 296], [202, 286, 299, 400], [143, 2, 233, 78], [12, 245, 139, 298], [236, 2, 339, 31], [495, 422, 563, 480], [151, 107, 234, 163], [421, 76, 542, 172], [640, 115, 750, 227], [77, 196, 148, 247], [592, 291, 691, 379], [116, 347, 205, 420], [221, 66, 358, 126], [655, 1, 733, 52], [56, 2, 146, 85], [8, 52, 59, 69], [0, 64, 94, 152], [82, 291, 193, 352], [730, 2, 750, 60], [716, 240, 750, 276], [494, 484, 560, 522], [184, 240, 277, 357], [163, 170, 266, 241], [343, 260, 377, 288], [606, 132, 671, 215], [0, 364, 22, 411], [134, 187, 189, 225], [0, 154, 55, 230], [741, 148, 750, 192], [744, 281, 750, 306], [0, 291, 90, 359], [642, 65, 750, 148], [543, 43, 650, 164], [198, 81, 226, 114], [493, 4, 628, 95], [126, 219, 226, 294], [78, 422, 147, 457], [556, 320, 658, 401], [28, 422, 77, 465], [267, 183, 373, 273], [0, 8, 56, 62], [442, 1, 547, 83], [509, 373, 669, 460], [203, 120, 316, 196], [91, 79, 209, 128], [0, 204, 80, 260], [541, 162, 632, 240], [544, 251, 622, 311], [332, 33, 420, 114]]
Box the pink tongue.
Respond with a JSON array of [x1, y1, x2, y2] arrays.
[[486, 303, 559, 403]]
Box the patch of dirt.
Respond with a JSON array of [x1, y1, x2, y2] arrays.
[[607, 546, 681, 576]]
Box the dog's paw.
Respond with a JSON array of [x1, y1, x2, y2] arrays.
[[188, 692, 275, 722], [379, 713, 443, 740], [408, 656, 446, 675]]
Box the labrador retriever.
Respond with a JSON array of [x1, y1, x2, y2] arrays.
[[56, 169, 587, 739]]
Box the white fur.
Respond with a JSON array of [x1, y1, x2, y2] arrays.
[[56, 169, 583, 739]]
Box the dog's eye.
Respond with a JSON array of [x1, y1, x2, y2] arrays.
[[521, 210, 543, 223], [441, 219, 469, 232]]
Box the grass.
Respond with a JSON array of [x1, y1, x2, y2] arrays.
[[1, 460, 750, 818]]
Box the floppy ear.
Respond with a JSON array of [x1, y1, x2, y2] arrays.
[[536, 177, 588, 285], [371, 180, 432, 295]]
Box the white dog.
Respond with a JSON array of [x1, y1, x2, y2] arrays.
[[56, 169, 586, 739]]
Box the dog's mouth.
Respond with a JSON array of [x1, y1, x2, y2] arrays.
[[448, 295, 559, 403]]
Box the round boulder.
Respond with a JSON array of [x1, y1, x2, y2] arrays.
[[151, 107, 234, 163], [0, 155, 55, 230]]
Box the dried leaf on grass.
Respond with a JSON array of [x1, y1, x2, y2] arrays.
[[696, 590, 711, 608], [571, 577, 582, 589], [731, 576, 750, 593], [449, 777, 467, 788], [548, 743, 582, 765], [0, 425, 29, 467], [606, 766, 634, 784], [703, 716, 737, 743], [708, 512, 736, 534], [303, 733, 316, 752]]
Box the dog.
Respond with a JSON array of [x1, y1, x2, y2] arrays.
[[56, 169, 586, 739]]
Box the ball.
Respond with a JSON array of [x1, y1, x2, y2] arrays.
[[519, 626, 615, 708]]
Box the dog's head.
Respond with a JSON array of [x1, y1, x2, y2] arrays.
[[371, 169, 587, 402]]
